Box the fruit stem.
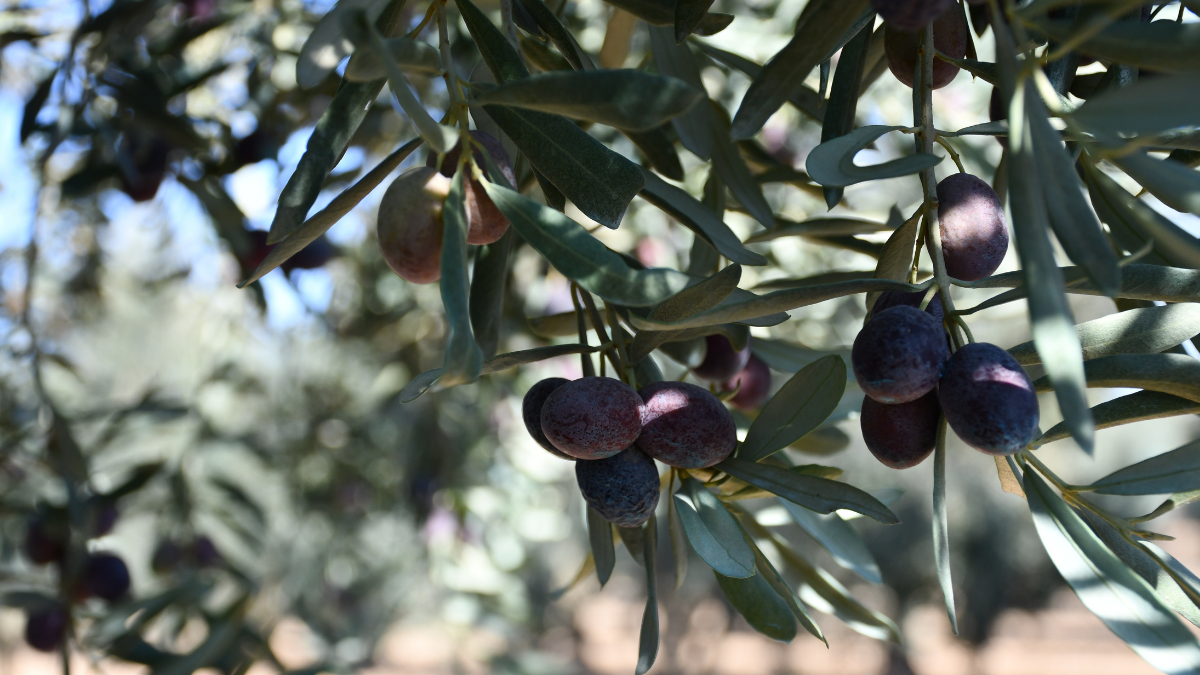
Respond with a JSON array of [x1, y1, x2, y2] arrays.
[[436, 1, 470, 132], [933, 135, 966, 173], [407, 2, 438, 40], [570, 284, 597, 378], [578, 288, 626, 378], [915, 22, 963, 350]]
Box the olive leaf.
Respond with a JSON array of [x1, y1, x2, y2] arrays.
[[730, 0, 872, 139], [1024, 469, 1200, 675], [648, 26, 711, 159], [668, 477, 689, 590], [469, 228, 515, 358], [714, 569, 798, 642], [820, 15, 874, 208], [806, 125, 942, 188], [639, 170, 767, 265], [673, 478, 756, 578], [739, 355, 846, 462], [709, 104, 775, 229], [1035, 391, 1200, 448], [1088, 439, 1200, 496], [745, 217, 892, 243], [296, 0, 388, 89], [932, 420, 958, 634], [482, 182, 686, 305], [588, 507, 616, 588], [970, 264, 1200, 302], [1008, 304, 1200, 366], [1007, 78, 1093, 453], [636, 516, 659, 674], [472, 70, 705, 131], [1072, 72, 1200, 137], [458, 0, 529, 83], [343, 36, 442, 81], [630, 263, 742, 362], [1032, 353, 1200, 403], [717, 457, 899, 525], [1083, 159, 1200, 269], [1031, 19, 1200, 74], [625, 278, 926, 330], [694, 41, 824, 122], [1112, 151, 1200, 218], [437, 172, 483, 387], [778, 499, 880, 584], [515, 0, 595, 70], [399, 344, 600, 402], [745, 534, 825, 644], [241, 138, 422, 287]]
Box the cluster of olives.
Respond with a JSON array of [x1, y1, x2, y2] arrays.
[[377, 131, 516, 284], [22, 502, 131, 653], [854, 174, 1039, 468], [696, 334, 773, 411], [150, 535, 223, 575]]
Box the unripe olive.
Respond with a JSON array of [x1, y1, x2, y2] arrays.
[[693, 334, 751, 381], [852, 305, 948, 404], [937, 173, 1009, 281], [861, 391, 940, 469], [427, 131, 516, 246], [522, 378, 573, 459], [540, 377, 643, 460], [637, 381, 736, 469], [884, 4, 967, 89], [575, 446, 660, 527], [724, 355, 772, 410], [939, 343, 1039, 455], [872, 0, 956, 32], [377, 166, 451, 284]]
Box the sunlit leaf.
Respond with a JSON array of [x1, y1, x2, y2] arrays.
[[1024, 470, 1200, 675], [1083, 159, 1200, 270], [1073, 73, 1200, 137], [1032, 353, 1200, 403], [1036, 391, 1200, 448], [674, 478, 756, 577], [778, 499, 880, 584], [1009, 304, 1200, 366], [1032, 20, 1200, 74], [1113, 151, 1200, 218], [343, 36, 442, 81], [1089, 439, 1200, 496]]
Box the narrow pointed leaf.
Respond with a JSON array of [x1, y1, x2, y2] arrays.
[[739, 355, 846, 462], [241, 138, 421, 286], [1031, 20, 1200, 73], [648, 26, 712, 159], [473, 70, 704, 131], [482, 183, 687, 305], [1008, 80, 1093, 453], [588, 507, 616, 587], [775, 539, 901, 642], [631, 263, 742, 362], [1028, 95, 1121, 297], [344, 36, 442, 81], [806, 125, 942, 187], [778, 499, 881, 584], [1083, 160, 1200, 270], [469, 228, 515, 358], [1032, 353, 1200, 403], [668, 477, 689, 589], [674, 0, 715, 43], [746, 217, 891, 243], [730, 0, 872, 139], [969, 264, 1200, 302], [1024, 469, 1200, 675], [748, 537, 825, 644], [718, 457, 899, 524], [715, 569, 797, 642], [1090, 439, 1200, 496], [1037, 392, 1200, 447], [438, 172, 484, 387], [399, 344, 598, 402], [516, 0, 595, 71], [640, 172, 766, 265], [626, 278, 925, 330], [1073, 73, 1200, 137], [636, 515, 659, 674], [710, 106, 774, 228], [819, 14, 873, 212], [932, 420, 958, 634], [673, 478, 756, 577], [1113, 151, 1200, 218], [458, 0, 530, 83], [1009, 304, 1200, 366]]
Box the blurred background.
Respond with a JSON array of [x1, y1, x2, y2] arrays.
[[0, 0, 1198, 672]]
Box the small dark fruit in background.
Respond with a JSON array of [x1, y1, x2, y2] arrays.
[[80, 553, 131, 602], [575, 447, 661, 527], [853, 305, 948, 404], [724, 355, 772, 410], [25, 511, 68, 565], [861, 391, 941, 469], [522, 378, 573, 459], [938, 343, 1040, 455], [25, 606, 68, 653], [937, 173, 1009, 281], [637, 381, 736, 469], [692, 334, 751, 381], [540, 377, 643, 460]]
